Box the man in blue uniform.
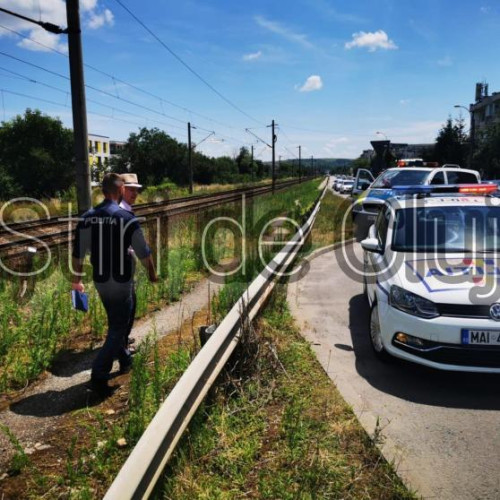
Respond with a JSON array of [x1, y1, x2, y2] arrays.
[[71, 173, 157, 396], [119, 173, 143, 352]]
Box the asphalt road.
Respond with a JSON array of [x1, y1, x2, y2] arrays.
[[288, 240, 500, 499]]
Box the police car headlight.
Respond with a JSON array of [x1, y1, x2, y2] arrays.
[[389, 285, 439, 319]]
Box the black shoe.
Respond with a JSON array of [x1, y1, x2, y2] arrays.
[[128, 337, 135, 345], [89, 378, 116, 397]]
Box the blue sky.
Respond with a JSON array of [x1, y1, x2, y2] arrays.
[[0, 0, 499, 161]]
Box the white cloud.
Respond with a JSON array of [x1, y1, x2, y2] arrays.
[[255, 16, 314, 49], [480, 6, 491, 14], [345, 30, 398, 52], [243, 50, 262, 61], [18, 27, 68, 53], [81, 0, 99, 11], [0, 0, 114, 52], [437, 56, 453, 67], [298, 75, 323, 92], [87, 8, 114, 30], [399, 99, 411, 105]]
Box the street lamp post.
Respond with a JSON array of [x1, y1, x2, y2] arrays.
[[454, 104, 475, 168]]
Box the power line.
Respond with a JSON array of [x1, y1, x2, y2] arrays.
[[0, 51, 251, 148], [0, 23, 243, 132], [0, 50, 195, 127], [0, 88, 145, 128], [0, 55, 248, 146], [0, 6, 67, 34], [0, 65, 187, 133], [245, 128, 272, 148], [112, 0, 264, 125]]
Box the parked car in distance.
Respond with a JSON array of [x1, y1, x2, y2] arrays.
[[352, 165, 481, 239], [339, 179, 354, 194]]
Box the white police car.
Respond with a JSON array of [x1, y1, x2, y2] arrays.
[[361, 183, 500, 372], [352, 165, 481, 239]]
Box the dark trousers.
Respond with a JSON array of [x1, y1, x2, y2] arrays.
[[92, 281, 134, 381], [125, 282, 137, 344]]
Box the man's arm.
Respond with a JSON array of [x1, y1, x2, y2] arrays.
[[71, 257, 85, 292], [71, 218, 89, 292], [129, 219, 158, 282]]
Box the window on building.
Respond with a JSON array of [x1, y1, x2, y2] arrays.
[[103, 142, 108, 154]]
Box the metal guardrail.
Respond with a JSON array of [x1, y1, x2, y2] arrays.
[[104, 184, 327, 500]]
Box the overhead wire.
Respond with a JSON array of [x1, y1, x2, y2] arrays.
[[0, 24, 265, 151], [0, 51, 251, 147], [112, 0, 265, 126], [0, 51, 203, 129], [0, 88, 150, 129], [0, 23, 243, 132], [0, 66, 188, 133]]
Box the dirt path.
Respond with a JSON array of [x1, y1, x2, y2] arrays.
[[0, 277, 222, 474]]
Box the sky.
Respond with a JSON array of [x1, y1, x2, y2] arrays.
[[0, 0, 499, 161]]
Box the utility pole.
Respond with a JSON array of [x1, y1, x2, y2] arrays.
[[470, 107, 475, 168], [251, 144, 254, 182], [271, 120, 276, 193], [298, 145, 302, 182], [188, 122, 193, 194], [66, 0, 91, 213]]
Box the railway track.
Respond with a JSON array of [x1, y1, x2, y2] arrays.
[[0, 179, 305, 260]]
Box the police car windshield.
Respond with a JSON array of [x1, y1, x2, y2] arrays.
[[392, 206, 500, 253], [372, 170, 429, 189]]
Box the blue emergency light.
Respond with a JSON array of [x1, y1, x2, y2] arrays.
[[392, 185, 434, 195]]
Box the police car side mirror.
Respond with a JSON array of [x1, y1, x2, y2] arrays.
[[361, 237, 383, 254]]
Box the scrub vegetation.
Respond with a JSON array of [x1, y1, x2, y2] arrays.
[[0, 179, 320, 395], [0, 287, 413, 499], [0, 179, 323, 497], [1, 179, 412, 499], [161, 286, 414, 499]]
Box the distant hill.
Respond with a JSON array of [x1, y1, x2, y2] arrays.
[[312, 158, 353, 172]]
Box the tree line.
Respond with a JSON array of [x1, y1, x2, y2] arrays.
[[0, 109, 292, 199]]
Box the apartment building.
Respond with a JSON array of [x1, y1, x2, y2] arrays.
[[471, 82, 500, 135], [88, 133, 110, 182]]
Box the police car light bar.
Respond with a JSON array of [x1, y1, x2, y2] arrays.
[[392, 184, 498, 196], [458, 184, 497, 194]]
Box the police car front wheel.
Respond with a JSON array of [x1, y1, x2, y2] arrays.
[[369, 303, 392, 362]]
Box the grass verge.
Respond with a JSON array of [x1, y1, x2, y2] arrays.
[[0, 179, 320, 395], [159, 285, 415, 499], [309, 189, 353, 251]]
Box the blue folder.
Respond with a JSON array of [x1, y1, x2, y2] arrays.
[[71, 290, 89, 313]]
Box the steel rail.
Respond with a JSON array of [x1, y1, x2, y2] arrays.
[[104, 183, 326, 500], [0, 179, 309, 259], [0, 179, 301, 236]]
